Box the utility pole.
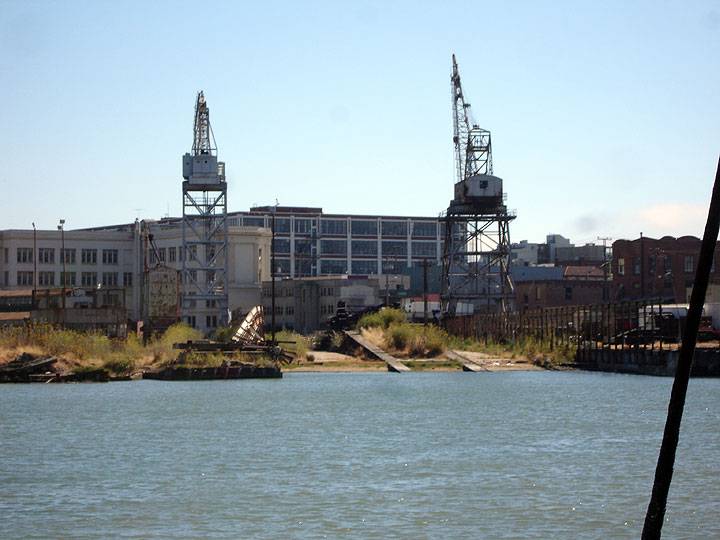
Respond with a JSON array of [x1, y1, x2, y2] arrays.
[[32, 222, 37, 308], [384, 255, 393, 307], [385, 267, 390, 307], [422, 258, 429, 326], [58, 219, 66, 323], [598, 236, 612, 302], [640, 232, 645, 299], [271, 204, 277, 346]]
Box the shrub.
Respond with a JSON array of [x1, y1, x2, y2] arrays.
[[407, 325, 447, 357], [180, 351, 227, 368], [148, 323, 203, 363], [211, 326, 236, 342], [358, 308, 406, 330], [386, 323, 413, 350], [102, 356, 136, 375], [159, 323, 203, 348], [357, 312, 383, 329], [383, 323, 448, 358], [422, 326, 448, 356], [275, 330, 310, 359]]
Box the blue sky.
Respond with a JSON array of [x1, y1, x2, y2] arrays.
[[1, 0, 718, 244]]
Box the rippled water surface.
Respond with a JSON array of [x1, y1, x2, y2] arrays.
[[1, 372, 718, 539]]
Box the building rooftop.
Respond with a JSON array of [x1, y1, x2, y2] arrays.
[[510, 266, 564, 282], [563, 265, 605, 280]]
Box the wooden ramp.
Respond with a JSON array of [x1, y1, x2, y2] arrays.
[[344, 331, 411, 372], [446, 350, 489, 372]]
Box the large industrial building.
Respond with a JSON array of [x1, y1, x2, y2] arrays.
[[0, 208, 443, 333], [1, 55, 519, 333], [0, 221, 271, 333]]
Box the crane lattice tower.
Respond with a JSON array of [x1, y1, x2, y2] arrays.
[[181, 91, 229, 328], [440, 55, 515, 316]]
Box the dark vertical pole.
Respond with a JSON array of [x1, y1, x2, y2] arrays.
[[603, 238, 609, 302], [32, 223, 37, 309], [423, 258, 428, 327], [659, 298, 663, 352], [60, 221, 66, 323], [650, 299, 655, 352], [642, 156, 720, 539], [640, 232, 645, 300], [271, 210, 276, 346]]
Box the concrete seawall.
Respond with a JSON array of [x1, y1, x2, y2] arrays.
[[575, 348, 720, 377]]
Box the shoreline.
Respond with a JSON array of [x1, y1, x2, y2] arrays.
[[1, 346, 552, 383]]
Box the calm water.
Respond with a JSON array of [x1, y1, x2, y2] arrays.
[[0, 372, 718, 539]]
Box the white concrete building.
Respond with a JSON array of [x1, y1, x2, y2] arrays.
[[0, 205, 445, 334], [0, 221, 271, 333]]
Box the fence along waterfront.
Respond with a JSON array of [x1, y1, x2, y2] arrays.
[[442, 299, 719, 358]]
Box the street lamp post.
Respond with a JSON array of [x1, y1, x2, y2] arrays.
[[58, 219, 66, 323]]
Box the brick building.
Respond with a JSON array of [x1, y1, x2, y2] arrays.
[[612, 235, 720, 302], [512, 266, 605, 311]]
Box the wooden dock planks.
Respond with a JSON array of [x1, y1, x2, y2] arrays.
[[446, 350, 490, 372], [344, 331, 411, 372]]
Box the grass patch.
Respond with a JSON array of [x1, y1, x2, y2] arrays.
[[178, 351, 228, 368], [382, 323, 448, 358], [357, 308, 407, 330], [0, 322, 203, 372], [447, 333, 576, 366], [102, 356, 136, 375], [404, 359, 461, 370], [275, 330, 310, 359]]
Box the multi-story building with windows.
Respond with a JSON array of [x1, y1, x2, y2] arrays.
[[0, 206, 444, 334], [229, 206, 443, 279], [0, 221, 271, 334], [612, 235, 720, 303]]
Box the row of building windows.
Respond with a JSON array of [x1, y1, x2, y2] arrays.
[[318, 220, 438, 238], [319, 287, 335, 297], [266, 258, 426, 276], [271, 239, 438, 258], [261, 287, 296, 298], [617, 255, 697, 276], [10, 245, 226, 268], [184, 314, 219, 329], [14, 271, 132, 287], [150, 245, 220, 265], [236, 215, 439, 238], [14, 248, 120, 265]]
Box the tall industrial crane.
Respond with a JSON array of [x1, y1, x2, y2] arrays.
[[451, 54, 493, 183], [181, 91, 229, 332], [441, 55, 515, 316]]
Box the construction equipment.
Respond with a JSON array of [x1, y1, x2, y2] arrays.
[[440, 54, 515, 316], [140, 223, 180, 337]]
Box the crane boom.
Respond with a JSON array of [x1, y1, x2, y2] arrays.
[[192, 91, 217, 156], [451, 54, 471, 185], [451, 55, 493, 182]]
